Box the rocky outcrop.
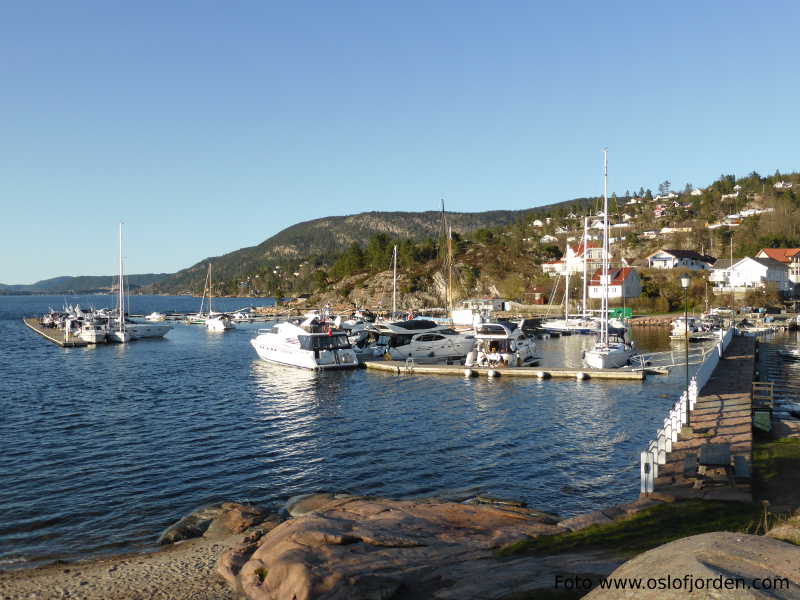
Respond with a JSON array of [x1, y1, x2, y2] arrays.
[[285, 492, 353, 517], [159, 502, 275, 545], [586, 532, 800, 599], [218, 495, 622, 600], [767, 512, 800, 546]]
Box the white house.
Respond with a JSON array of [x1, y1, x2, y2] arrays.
[[690, 188, 703, 196], [531, 219, 544, 227], [540, 234, 559, 244], [646, 249, 716, 270], [712, 257, 790, 293], [774, 181, 793, 190], [755, 248, 800, 284], [588, 267, 642, 299], [541, 241, 610, 276], [659, 227, 692, 235]]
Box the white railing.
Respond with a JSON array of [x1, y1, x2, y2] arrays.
[[640, 327, 735, 493]]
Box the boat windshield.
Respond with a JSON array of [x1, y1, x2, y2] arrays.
[[377, 334, 414, 347], [298, 334, 351, 350]]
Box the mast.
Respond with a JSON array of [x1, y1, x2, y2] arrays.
[[582, 217, 589, 319], [447, 225, 453, 312], [208, 264, 213, 315], [392, 245, 397, 316], [118, 222, 125, 333], [564, 270, 570, 323], [601, 148, 609, 346]]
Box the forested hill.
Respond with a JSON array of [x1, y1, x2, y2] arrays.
[[146, 202, 595, 294], [0, 273, 169, 294]]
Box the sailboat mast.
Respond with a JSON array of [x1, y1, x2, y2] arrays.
[[601, 149, 609, 345], [565, 270, 570, 322], [392, 245, 397, 316], [208, 264, 213, 315], [447, 226, 453, 312], [582, 217, 589, 319], [118, 222, 125, 333]]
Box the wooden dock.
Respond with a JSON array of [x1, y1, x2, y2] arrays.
[[364, 360, 645, 380], [652, 335, 756, 502], [23, 318, 88, 347]]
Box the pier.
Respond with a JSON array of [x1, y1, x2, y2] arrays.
[[23, 317, 88, 347], [364, 360, 645, 380], [640, 330, 755, 502]]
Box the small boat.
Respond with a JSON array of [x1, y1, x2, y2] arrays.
[[465, 321, 538, 367], [145, 312, 166, 322], [250, 321, 358, 370], [669, 316, 701, 339], [231, 311, 253, 323], [207, 313, 235, 331]]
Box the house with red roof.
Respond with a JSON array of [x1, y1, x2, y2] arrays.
[[588, 267, 642, 299], [755, 248, 800, 284]]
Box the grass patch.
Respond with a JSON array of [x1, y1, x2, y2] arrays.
[[753, 438, 800, 487], [254, 567, 268, 583], [497, 500, 762, 558]]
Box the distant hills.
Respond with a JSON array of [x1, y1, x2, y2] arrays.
[[0, 274, 169, 295], [144, 204, 595, 294]]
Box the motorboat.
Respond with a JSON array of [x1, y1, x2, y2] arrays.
[[372, 319, 475, 361], [669, 316, 701, 339], [78, 320, 108, 344], [583, 150, 635, 369], [465, 321, 538, 367], [145, 312, 166, 322], [231, 311, 252, 323], [207, 313, 235, 331], [250, 321, 358, 370]]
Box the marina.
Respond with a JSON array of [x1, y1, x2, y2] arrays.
[[23, 316, 88, 347]]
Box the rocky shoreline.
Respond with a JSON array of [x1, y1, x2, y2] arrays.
[[2, 493, 800, 599]]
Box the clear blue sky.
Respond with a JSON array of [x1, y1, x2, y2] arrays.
[[2, 1, 798, 283]]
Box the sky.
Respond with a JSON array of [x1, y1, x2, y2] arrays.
[[1, 1, 798, 283]]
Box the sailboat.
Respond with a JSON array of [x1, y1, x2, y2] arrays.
[[109, 224, 172, 342], [204, 264, 235, 331], [583, 149, 634, 369]]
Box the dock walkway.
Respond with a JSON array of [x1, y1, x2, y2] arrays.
[[653, 335, 755, 501], [23, 318, 88, 347], [364, 360, 645, 380]]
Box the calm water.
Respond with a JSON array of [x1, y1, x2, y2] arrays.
[[1, 295, 693, 568]]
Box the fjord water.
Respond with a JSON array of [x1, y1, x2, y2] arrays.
[[2, 295, 690, 568]]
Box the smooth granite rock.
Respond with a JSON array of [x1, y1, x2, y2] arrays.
[[159, 502, 273, 545], [285, 492, 353, 517], [767, 514, 800, 546], [218, 496, 621, 600], [586, 532, 800, 599]]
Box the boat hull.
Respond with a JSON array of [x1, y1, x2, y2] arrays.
[[584, 347, 632, 369], [250, 337, 358, 370]]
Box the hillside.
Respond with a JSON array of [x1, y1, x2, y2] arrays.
[[145, 205, 594, 294], [0, 273, 169, 295]]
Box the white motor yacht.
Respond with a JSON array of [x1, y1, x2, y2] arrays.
[[250, 321, 358, 370], [372, 319, 475, 361], [145, 312, 166, 322], [465, 322, 538, 367], [78, 320, 108, 344]]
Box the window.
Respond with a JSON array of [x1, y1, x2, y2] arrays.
[[298, 335, 351, 351]]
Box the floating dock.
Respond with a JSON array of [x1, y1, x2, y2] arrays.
[[364, 360, 645, 380], [23, 318, 88, 347]]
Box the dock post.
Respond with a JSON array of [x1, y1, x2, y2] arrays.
[[640, 451, 655, 494]]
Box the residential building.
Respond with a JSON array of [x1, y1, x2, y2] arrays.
[[646, 249, 716, 270], [690, 188, 703, 196], [774, 181, 793, 190], [712, 257, 790, 293], [541, 241, 610, 276], [755, 248, 800, 284], [588, 267, 642, 299]]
